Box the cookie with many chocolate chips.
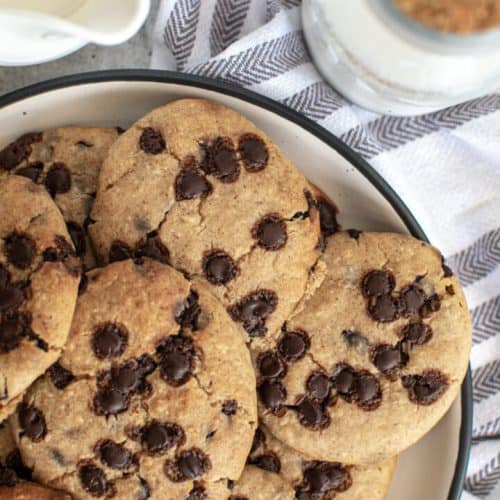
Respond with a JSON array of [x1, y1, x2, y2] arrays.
[[89, 99, 322, 345], [10, 259, 257, 499], [0, 176, 80, 420], [258, 231, 471, 464], [232, 425, 395, 499], [0, 126, 119, 270]]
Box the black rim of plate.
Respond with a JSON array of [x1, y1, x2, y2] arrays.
[[0, 70, 472, 499]]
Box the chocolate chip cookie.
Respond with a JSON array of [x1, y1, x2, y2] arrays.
[[257, 231, 472, 464], [232, 426, 395, 499], [0, 176, 80, 420], [11, 258, 257, 499], [89, 99, 322, 345], [0, 126, 119, 269]]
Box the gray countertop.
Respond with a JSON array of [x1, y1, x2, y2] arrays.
[[0, 0, 159, 95]]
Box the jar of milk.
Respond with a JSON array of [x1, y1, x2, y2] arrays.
[[302, 0, 500, 115]]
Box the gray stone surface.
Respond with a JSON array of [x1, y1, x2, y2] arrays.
[[0, 0, 159, 95]]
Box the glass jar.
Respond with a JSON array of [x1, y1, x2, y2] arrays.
[[302, 0, 500, 115]]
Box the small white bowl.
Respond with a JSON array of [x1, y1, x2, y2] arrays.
[[0, 0, 150, 66]]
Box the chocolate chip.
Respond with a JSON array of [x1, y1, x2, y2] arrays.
[[252, 214, 287, 250], [78, 461, 111, 497], [91, 323, 128, 359], [16, 162, 43, 182], [139, 421, 185, 454], [0, 465, 17, 487], [400, 285, 425, 317], [362, 270, 395, 297], [0, 132, 41, 171], [332, 365, 356, 397], [98, 440, 133, 470], [18, 403, 46, 442], [238, 134, 268, 172], [299, 462, 352, 495], [202, 250, 237, 285], [160, 351, 193, 387], [371, 344, 407, 377], [175, 290, 202, 330], [157, 335, 196, 387], [187, 485, 208, 500], [368, 294, 400, 322], [4, 233, 35, 269], [446, 285, 455, 295], [48, 362, 74, 389], [306, 371, 331, 401], [400, 322, 432, 345], [203, 137, 240, 183], [229, 290, 278, 337], [341, 330, 369, 353], [135, 233, 169, 264], [110, 365, 139, 394], [221, 399, 237, 416], [165, 448, 211, 482], [402, 370, 449, 405], [6, 448, 32, 481], [175, 167, 212, 201], [420, 294, 441, 318], [295, 397, 330, 429], [317, 198, 338, 236], [0, 285, 25, 312], [228, 496, 248, 500], [354, 371, 382, 410], [0, 264, 10, 289], [93, 387, 129, 416], [44, 163, 71, 196], [139, 127, 165, 154], [277, 330, 310, 362], [250, 452, 281, 473], [0, 313, 29, 353], [258, 351, 286, 379], [76, 140, 93, 147], [347, 229, 362, 239], [258, 380, 286, 412], [108, 240, 133, 263]]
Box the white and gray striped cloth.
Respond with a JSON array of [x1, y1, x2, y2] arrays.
[[150, 1, 500, 498]]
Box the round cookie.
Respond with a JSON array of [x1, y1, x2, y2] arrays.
[[89, 98, 323, 345], [0, 126, 119, 269], [0, 176, 80, 420], [10, 258, 257, 499], [256, 231, 472, 464], [236, 425, 395, 499]]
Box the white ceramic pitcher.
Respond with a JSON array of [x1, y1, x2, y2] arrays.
[[0, 0, 150, 66]]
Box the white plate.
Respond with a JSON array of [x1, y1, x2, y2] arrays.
[[0, 72, 471, 500]]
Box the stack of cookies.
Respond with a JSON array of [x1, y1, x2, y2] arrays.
[[0, 99, 472, 500]]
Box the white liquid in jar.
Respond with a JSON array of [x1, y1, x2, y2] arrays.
[[313, 0, 500, 94]]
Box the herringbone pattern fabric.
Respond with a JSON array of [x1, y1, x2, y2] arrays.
[[151, 2, 500, 497]]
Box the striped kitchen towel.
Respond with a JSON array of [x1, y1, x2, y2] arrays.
[[150, 1, 500, 498]]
